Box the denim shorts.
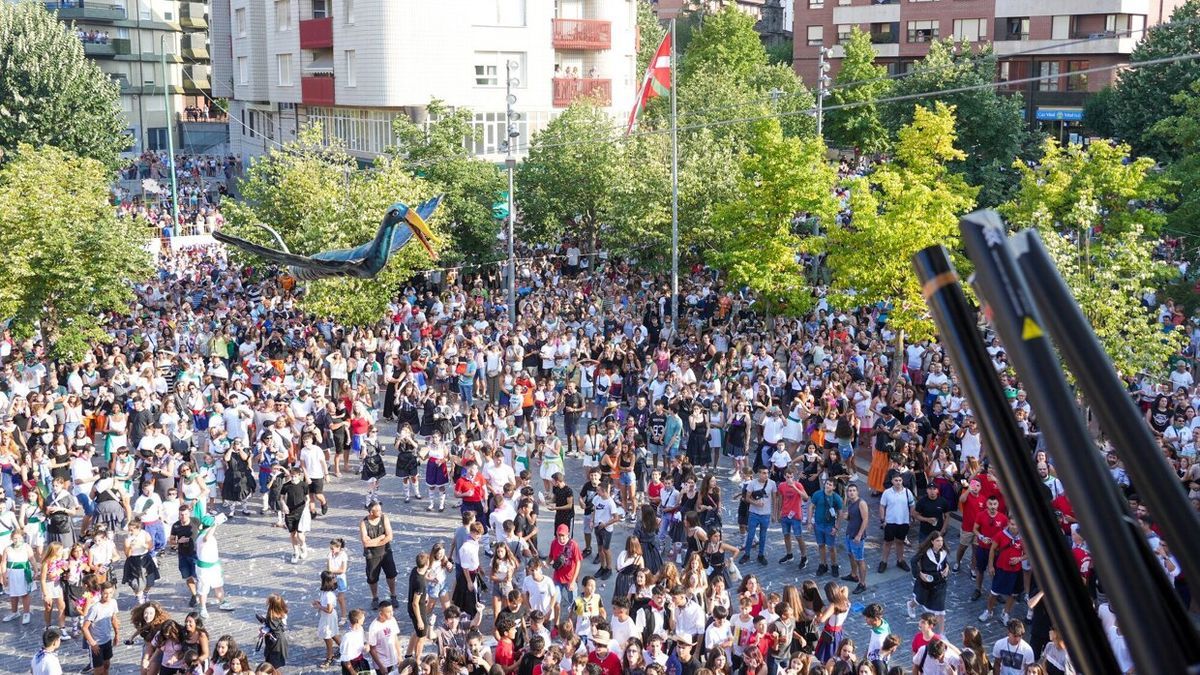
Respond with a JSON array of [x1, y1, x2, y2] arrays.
[[814, 522, 836, 547], [780, 516, 804, 538], [845, 535, 865, 561]]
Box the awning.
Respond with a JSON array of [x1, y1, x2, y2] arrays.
[[305, 54, 334, 75]]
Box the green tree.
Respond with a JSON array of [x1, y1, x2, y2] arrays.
[[1112, 0, 1200, 159], [826, 27, 892, 153], [1000, 139, 1185, 376], [766, 38, 794, 67], [885, 40, 1031, 206], [1151, 80, 1200, 245], [1083, 85, 1120, 139], [0, 144, 152, 360], [0, 1, 128, 167], [679, 5, 768, 82], [635, 0, 666, 75], [391, 99, 506, 263], [710, 119, 838, 315], [515, 101, 618, 246], [222, 125, 440, 325], [822, 102, 979, 340]]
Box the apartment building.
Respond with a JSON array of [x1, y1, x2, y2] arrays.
[[652, 0, 793, 44], [210, 0, 639, 161], [793, 0, 1186, 134], [45, 0, 224, 153]]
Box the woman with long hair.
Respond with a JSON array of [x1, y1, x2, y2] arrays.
[[613, 536, 645, 603], [813, 583, 850, 663], [959, 626, 990, 674], [209, 635, 240, 675], [634, 505, 663, 574], [909, 532, 951, 633], [260, 594, 289, 671]]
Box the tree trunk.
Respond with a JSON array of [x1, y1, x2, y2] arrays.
[[887, 328, 905, 400]]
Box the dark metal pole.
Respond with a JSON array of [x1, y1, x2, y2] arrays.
[[1012, 227, 1200, 593], [960, 210, 1200, 675], [912, 246, 1120, 675]]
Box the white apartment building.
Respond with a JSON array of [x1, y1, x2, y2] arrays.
[[210, 0, 640, 161]]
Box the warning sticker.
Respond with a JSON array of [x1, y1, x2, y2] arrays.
[[1022, 317, 1044, 341]]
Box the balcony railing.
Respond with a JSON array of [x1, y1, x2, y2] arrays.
[[302, 75, 335, 105], [46, 1, 127, 21], [551, 18, 612, 50], [183, 75, 210, 91], [179, 1, 207, 28], [300, 17, 334, 49], [552, 77, 611, 107], [84, 38, 130, 56]]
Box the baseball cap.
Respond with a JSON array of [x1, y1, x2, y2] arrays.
[[556, 524, 570, 536]]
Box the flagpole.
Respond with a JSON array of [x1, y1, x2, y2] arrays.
[[669, 17, 679, 335]]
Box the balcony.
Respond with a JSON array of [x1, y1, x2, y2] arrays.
[[552, 77, 611, 107], [83, 38, 129, 56], [183, 74, 210, 91], [179, 2, 207, 29], [551, 18, 611, 50], [182, 44, 209, 60], [300, 17, 334, 49], [46, 1, 126, 22], [302, 75, 335, 105]]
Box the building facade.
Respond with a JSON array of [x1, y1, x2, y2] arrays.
[[792, 0, 1186, 133], [210, 0, 639, 161], [46, 0, 224, 154]]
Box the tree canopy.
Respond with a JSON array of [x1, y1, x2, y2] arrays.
[[1150, 80, 1200, 245], [0, 144, 152, 360], [0, 0, 129, 168], [222, 125, 441, 325], [635, 0, 666, 75], [1111, 0, 1200, 160], [826, 27, 892, 154], [823, 102, 979, 340], [679, 5, 768, 82], [390, 99, 506, 263]]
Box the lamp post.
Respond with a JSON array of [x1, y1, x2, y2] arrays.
[[505, 60, 520, 325], [161, 34, 180, 236]]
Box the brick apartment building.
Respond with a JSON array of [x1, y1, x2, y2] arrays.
[[792, 0, 1185, 136]]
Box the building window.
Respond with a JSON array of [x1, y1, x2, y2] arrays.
[[474, 52, 524, 87], [307, 107, 401, 155], [870, 22, 898, 44], [1051, 15, 1069, 40], [807, 25, 824, 47], [906, 20, 938, 43], [235, 7, 246, 36], [838, 0, 850, 4], [238, 56, 249, 84], [909, 0, 938, 3], [1004, 17, 1030, 41], [808, 0, 824, 8], [837, 24, 852, 43], [479, 0, 524, 26], [345, 49, 357, 87], [1066, 60, 1089, 91], [312, 0, 328, 19], [275, 0, 290, 31], [277, 53, 292, 86], [475, 64, 498, 87], [952, 18, 986, 42], [1106, 13, 1146, 37], [344, 0, 354, 24], [1038, 61, 1060, 92]]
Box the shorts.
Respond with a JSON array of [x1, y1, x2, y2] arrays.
[[974, 546, 991, 574], [648, 443, 664, 458], [991, 569, 1022, 597], [285, 514, 303, 534], [596, 527, 613, 550], [620, 472, 634, 487], [845, 535, 865, 561], [259, 470, 273, 493], [309, 478, 325, 495], [336, 575, 348, 593], [838, 441, 853, 461], [365, 550, 398, 585], [178, 556, 197, 581], [90, 641, 113, 667], [959, 529, 976, 547], [814, 522, 836, 547], [883, 523, 910, 542], [409, 609, 430, 638], [780, 516, 804, 538]]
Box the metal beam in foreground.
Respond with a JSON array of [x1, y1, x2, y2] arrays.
[[912, 245, 1120, 675], [960, 210, 1200, 675], [1012, 228, 1200, 593]]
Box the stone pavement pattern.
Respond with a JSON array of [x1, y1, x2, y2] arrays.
[[0, 450, 1007, 674]]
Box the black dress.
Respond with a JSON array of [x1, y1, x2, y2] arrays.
[[687, 418, 710, 467], [395, 438, 421, 478], [262, 616, 288, 668], [221, 449, 255, 502]]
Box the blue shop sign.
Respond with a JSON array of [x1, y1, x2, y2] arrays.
[[1036, 107, 1084, 121]]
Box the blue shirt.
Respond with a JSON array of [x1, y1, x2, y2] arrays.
[[663, 414, 683, 450], [811, 489, 844, 526]]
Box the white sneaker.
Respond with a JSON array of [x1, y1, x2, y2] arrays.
[[978, 609, 991, 622], [1, 612, 17, 622], [199, 607, 209, 620], [1002, 612, 1011, 625], [289, 553, 300, 564], [907, 600, 917, 619], [21, 613, 29, 624], [219, 599, 235, 611]]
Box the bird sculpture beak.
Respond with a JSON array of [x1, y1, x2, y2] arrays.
[[405, 209, 438, 260]]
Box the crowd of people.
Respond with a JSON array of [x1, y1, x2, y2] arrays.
[[1, 179, 1196, 675], [113, 152, 240, 239], [77, 29, 110, 44]]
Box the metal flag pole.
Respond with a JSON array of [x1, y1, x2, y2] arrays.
[[912, 246, 1121, 675], [669, 17, 679, 335], [960, 210, 1200, 675], [506, 60, 520, 325], [1011, 227, 1200, 590], [161, 35, 179, 235]]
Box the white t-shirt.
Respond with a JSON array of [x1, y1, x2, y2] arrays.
[[340, 627, 366, 662], [744, 479, 777, 516], [880, 487, 914, 525], [30, 650, 62, 675], [299, 445, 326, 480], [483, 462, 515, 493], [522, 573, 556, 614], [591, 495, 625, 532], [992, 638, 1035, 675], [459, 539, 481, 572], [367, 617, 402, 668]]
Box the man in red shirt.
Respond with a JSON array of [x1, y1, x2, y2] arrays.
[[776, 468, 810, 566], [588, 630, 622, 675], [1051, 491, 1076, 536], [454, 461, 488, 529], [1070, 524, 1092, 582], [971, 495, 1008, 601], [955, 479, 987, 573], [980, 520, 1025, 624], [548, 524, 583, 616]]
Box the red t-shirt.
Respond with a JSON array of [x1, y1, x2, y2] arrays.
[[1051, 493, 1075, 535], [548, 538, 582, 585], [647, 481, 663, 503], [972, 511, 1008, 550], [455, 474, 486, 503], [495, 638, 516, 668], [979, 475, 1007, 514], [588, 650, 622, 675], [993, 530, 1025, 572], [911, 632, 943, 655], [1072, 545, 1092, 579], [960, 492, 986, 530], [778, 481, 808, 520]]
